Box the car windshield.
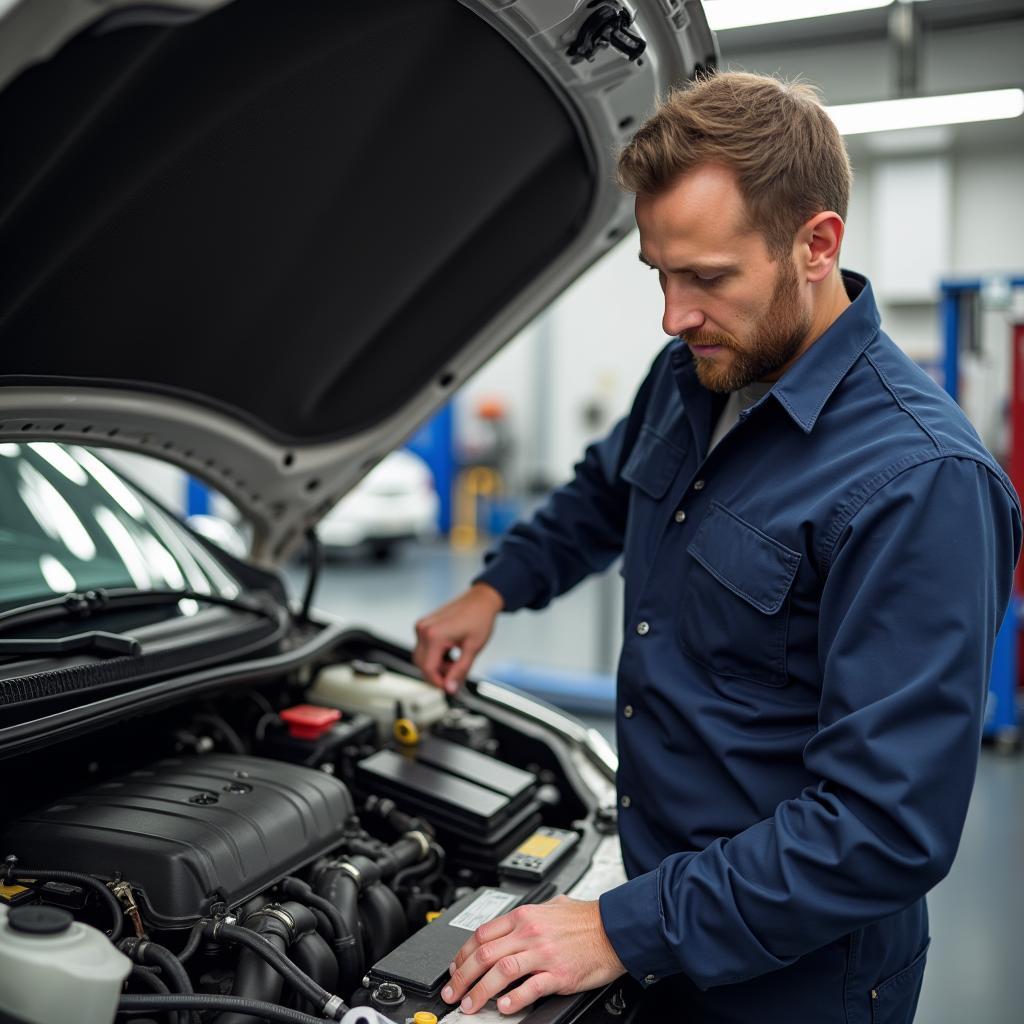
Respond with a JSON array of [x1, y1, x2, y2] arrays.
[[0, 442, 240, 611]]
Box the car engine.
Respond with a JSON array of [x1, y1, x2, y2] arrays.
[[0, 650, 625, 1024]]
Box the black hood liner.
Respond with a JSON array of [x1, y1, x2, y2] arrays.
[[0, 0, 592, 444]]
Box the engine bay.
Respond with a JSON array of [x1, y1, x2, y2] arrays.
[[0, 644, 627, 1024]]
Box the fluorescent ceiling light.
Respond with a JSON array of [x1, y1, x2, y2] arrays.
[[826, 89, 1024, 135], [703, 0, 910, 31]]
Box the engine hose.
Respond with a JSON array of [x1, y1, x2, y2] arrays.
[[358, 883, 406, 965], [2, 860, 123, 941], [120, 938, 198, 1024], [363, 795, 431, 838], [215, 910, 289, 1024], [175, 919, 206, 964], [118, 994, 329, 1024], [313, 868, 364, 990], [130, 965, 177, 1024], [372, 836, 428, 880], [280, 877, 347, 943], [391, 850, 440, 892], [309, 906, 333, 940], [290, 932, 340, 1010], [280, 876, 361, 992], [206, 918, 347, 1019]]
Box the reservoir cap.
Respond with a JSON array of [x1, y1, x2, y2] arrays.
[[8, 905, 74, 935]]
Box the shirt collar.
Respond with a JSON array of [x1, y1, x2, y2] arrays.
[[768, 271, 880, 433], [670, 270, 880, 436]]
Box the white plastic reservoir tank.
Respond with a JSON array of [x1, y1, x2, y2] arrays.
[[0, 902, 131, 1024], [309, 660, 447, 742]]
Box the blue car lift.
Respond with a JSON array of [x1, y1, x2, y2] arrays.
[[940, 276, 1024, 750]]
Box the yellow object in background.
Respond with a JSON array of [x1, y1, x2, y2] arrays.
[[393, 717, 420, 746], [414, 1013, 439, 1024], [451, 466, 503, 550]]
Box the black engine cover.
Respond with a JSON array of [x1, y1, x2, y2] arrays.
[[1, 754, 353, 928]]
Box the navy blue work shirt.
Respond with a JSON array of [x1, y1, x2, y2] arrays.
[[476, 273, 1021, 1022]]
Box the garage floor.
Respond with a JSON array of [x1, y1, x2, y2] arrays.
[[287, 540, 1021, 1024]]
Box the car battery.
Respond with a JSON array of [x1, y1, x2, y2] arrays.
[[367, 886, 524, 998], [355, 736, 541, 872]]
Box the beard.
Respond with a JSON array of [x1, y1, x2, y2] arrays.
[[685, 257, 812, 393]]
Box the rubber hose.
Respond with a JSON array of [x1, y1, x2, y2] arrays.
[[5, 865, 123, 940], [372, 837, 425, 880], [118, 994, 328, 1024], [130, 966, 176, 1024], [280, 876, 357, 982], [309, 906, 333, 940], [176, 919, 205, 964], [364, 795, 430, 837], [211, 922, 340, 1016], [358, 883, 406, 965], [314, 868, 364, 988], [120, 938, 197, 1024], [391, 850, 439, 891], [281, 877, 348, 940], [290, 932, 339, 1008], [215, 911, 289, 1024]]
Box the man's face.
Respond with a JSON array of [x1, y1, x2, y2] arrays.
[[635, 163, 813, 393]]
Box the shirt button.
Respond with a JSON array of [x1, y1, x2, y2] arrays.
[[623, 705, 634, 718], [693, 479, 706, 491], [644, 974, 657, 985], [674, 510, 686, 523], [636, 621, 650, 636], [620, 795, 632, 808]]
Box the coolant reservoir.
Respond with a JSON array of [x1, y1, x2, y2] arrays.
[[309, 660, 447, 742], [0, 903, 131, 1024]]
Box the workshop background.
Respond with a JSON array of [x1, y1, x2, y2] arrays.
[[108, 2, 1024, 1021]]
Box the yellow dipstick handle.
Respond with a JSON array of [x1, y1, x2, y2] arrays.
[[393, 717, 420, 746], [414, 1013, 438, 1024]]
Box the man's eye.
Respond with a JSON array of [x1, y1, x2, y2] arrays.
[[698, 275, 723, 288]]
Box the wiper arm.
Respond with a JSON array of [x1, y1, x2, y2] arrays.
[[0, 631, 141, 659], [0, 588, 275, 636]]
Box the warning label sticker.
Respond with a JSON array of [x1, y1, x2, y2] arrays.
[[448, 889, 518, 932]]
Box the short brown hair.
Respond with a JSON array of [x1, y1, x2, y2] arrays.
[[617, 71, 852, 258]]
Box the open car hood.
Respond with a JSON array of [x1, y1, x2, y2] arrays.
[[0, 0, 716, 566]]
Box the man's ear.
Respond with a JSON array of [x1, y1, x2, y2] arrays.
[[794, 211, 845, 283]]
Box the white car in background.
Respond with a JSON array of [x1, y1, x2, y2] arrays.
[[317, 450, 439, 559]]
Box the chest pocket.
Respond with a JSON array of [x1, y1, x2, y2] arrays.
[[621, 425, 685, 499], [680, 501, 801, 687]]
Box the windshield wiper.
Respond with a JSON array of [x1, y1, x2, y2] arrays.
[[0, 587, 277, 636], [0, 631, 141, 659]]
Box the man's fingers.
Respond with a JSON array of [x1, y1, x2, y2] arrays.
[[452, 912, 518, 973], [495, 972, 556, 1016], [445, 931, 527, 1005], [456, 952, 545, 1016], [416, 630, 455, 689], [443, 642, 480, 693]]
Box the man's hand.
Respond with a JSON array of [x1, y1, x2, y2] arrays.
[[441, 895, 626, 1016], [413, 583, 504, 694]]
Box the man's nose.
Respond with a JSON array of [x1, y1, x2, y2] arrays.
[[662, 282, 705, 337]]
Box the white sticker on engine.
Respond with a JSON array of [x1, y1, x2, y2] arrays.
[[448, 889, 518, 932]]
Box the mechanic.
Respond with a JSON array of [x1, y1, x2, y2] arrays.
[[413, 72, 1021, 1023]]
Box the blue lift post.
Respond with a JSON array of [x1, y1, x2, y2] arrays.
[[940, 276, 1024, 748], [405, 403, 455, 535]]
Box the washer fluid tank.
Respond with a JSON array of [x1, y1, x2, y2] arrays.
[[309, 660, 447, 742], [0, 903, 131, 1024]]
